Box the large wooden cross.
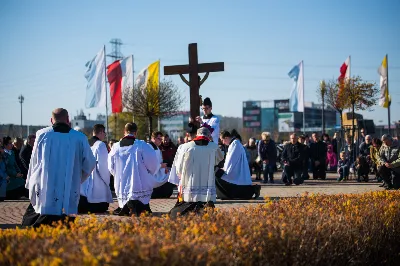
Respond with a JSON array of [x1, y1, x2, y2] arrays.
[[164, 43, 224, 123]]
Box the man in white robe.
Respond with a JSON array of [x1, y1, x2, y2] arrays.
[[79, 124, 113, 213], [21, 108, 96, 227], [148, 131, 175, 199], [195, 97, 220, 142], [215, 130, 261, 200], [169, 127, 224, 218], [108, 123, 159, 216], [168, 122, 198, 186]]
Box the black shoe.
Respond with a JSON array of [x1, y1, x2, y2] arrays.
[[254, 185, 261, 199], [285, 182, 292, 186], [261, 180, 268, 184], [0, 197, 5, 202], [112, 207, 122, 215], [269, 179, 274, 184]]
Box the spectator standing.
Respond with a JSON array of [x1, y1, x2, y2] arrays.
[[245, 138, 260, 180], [19, 134, 36, 179]]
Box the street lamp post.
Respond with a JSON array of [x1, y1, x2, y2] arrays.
[[18, 95, 24, 137], [320, 80, 326, 134]]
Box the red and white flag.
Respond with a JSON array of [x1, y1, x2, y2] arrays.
[[338, 56, 350, 96], [106, 56, 134, 113]]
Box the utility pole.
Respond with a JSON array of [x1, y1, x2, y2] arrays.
[[107, 39, 124, 140], [18, 95, 24, 137]]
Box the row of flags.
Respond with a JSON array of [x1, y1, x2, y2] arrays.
[[287, 55, 391, 112], [84, 46, 160, 113], [85, 46, 391, 116]]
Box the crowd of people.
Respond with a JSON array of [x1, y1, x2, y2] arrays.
[[0, 96, 399, 227], [243, 130, 400, 189]]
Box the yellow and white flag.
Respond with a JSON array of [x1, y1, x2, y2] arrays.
[[135, 60, 160, 93], [378, 55, 390, 108]]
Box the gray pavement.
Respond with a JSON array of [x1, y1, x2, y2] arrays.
[[0, 173, 383, 229]]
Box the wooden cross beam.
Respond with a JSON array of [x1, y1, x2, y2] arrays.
[[164, 43, 224, 123]]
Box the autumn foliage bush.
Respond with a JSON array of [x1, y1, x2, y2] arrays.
[[1, 191, 400, 265]]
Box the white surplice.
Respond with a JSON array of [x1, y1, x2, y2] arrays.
[[26, 127, 96, 215], [222, 139, 252, 185], [202, 114, 220, 143], [147, 144, 169, 188], [174, 141, 224, 202], [108, 139, 159, 207], [80, 140, 113, 203]]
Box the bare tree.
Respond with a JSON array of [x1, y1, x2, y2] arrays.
[[123, 79, 184, 136], [108, 112, 134, 140], [324, 79, 349, 130], [343, 76, 379, 143]]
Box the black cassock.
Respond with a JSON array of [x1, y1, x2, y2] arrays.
[[215, 172, 260, 200]]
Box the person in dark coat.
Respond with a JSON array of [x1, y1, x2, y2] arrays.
[[160, 134, 177, 168], [310, 132, 327, 180], [19, 134, 36, 179], [282, 133, 304, 185], [2, 136, 27, 199], [257, 132, 277, 183], [12, 137, 24, 171]]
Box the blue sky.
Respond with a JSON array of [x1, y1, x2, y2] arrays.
[[0, 0, 399, 126]]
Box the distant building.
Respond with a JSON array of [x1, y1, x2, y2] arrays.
[[242, 99, 339, 134], [0, 124, 47, 139], [70, 110, 106, 133], [159, 112, 190, 141]]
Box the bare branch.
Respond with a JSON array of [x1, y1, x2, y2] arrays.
[[122, 79, 185, 135]]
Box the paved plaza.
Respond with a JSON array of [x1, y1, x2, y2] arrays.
[[0, 173, 384, 229]]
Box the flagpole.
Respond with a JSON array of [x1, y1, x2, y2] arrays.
[[157, 59, 161, 131], [132, 54, 135, 123], [387, 54, 391, 135], [349, 55, 351, 78], [302, 60, 305, 134], [103, 45, 110, 141]]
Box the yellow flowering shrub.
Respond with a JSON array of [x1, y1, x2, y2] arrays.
[[1, 191, 400, 265]]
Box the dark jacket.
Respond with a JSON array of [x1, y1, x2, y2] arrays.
[[12, 146, 23, 170], [310, 141, 327, 162], [19, 144, 33, 177], [338, 158, 350, 168], [4, 150, 21, 178], [282, 142, 304, 169], [160, 141, 177, 168], [245, 144, 258, 164], [258, 140, 277, 163], [359, 142, 371, 157], [331, 138, 338, 154]]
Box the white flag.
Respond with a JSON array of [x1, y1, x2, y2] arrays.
[[288, 61, 304, 112], [84, 46, 106, 108]]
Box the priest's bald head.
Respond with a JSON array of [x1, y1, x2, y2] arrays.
[[51, 108, 69, 125]]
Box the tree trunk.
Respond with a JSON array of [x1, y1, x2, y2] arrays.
[[352, 104, 355, 163], [148, 116, 153, 137], [322, 97, 325, 134], [338, 110, 343, 162]]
